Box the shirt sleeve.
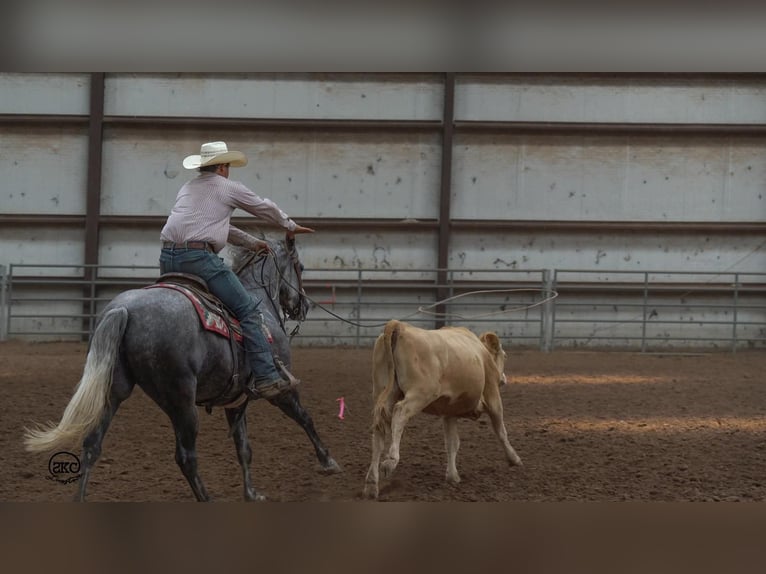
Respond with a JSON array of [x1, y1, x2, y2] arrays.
[[228, 225, 265, 251], [227, 180, 297, 232]]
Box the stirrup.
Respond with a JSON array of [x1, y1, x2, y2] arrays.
[[274, 358, 300, 386]]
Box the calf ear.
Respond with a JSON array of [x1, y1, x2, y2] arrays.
[[480, 332, 502, 354]]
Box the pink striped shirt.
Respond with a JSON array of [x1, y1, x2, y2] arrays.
[[160, 172, 297, 253]]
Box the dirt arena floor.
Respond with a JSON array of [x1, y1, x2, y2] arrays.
[[2, 340, 766, 502]]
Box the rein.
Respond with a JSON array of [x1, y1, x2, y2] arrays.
[[234, 243, 308, 338]]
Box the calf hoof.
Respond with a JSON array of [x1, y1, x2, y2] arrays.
[[509, 456, 523, 467], [446, 474, 461, 486], [380, 458, 397, 479], [363, 483, 379, 500]]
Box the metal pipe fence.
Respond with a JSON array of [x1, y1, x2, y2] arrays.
[[550, 269, 766, 352], [2, 263, 765, 351]]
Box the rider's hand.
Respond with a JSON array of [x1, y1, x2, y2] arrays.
[[288, 224, 315, 237], [252, 239, 270, 254]]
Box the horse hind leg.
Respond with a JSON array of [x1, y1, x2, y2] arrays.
[[225, 405, 265, 502], [76, 369, 135, 502], [167, 399, 210, 501]]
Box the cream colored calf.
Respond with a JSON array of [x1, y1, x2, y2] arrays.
[[363, 320, 522, 499]]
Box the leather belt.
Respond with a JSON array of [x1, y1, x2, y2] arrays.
[[162, 241, 215, 252]]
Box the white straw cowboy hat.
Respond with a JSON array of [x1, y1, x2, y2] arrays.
[[182, 141, 248, 169]]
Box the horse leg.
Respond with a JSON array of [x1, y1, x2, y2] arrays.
[[76, 401, 120, 502], [76, 366, 135, 502], [224, 405, 266, 502], [270, 390, 342, 474], [167, 401, 210, 501]]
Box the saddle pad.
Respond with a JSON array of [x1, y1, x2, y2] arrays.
[[145, 282, 243, 342]]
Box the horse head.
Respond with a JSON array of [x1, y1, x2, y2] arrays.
[[232, 235, 309, 324]]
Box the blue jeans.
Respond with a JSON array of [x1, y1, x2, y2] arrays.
[[159, 247, 281, 384]]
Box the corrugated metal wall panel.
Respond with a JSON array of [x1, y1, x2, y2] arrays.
[[97, 227, 163, 272], [0, 228, 85, 269], [296, 230, 438, 271], [0, 127, 89, 214], [100, 129, 442, 220], [0, 73, 89, 115], [452, 134, 766, 222], [450, 232, 766, 277], [456, 75, 766, 124], [104, 74, 443, 120]]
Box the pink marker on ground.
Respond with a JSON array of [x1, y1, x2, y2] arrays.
[[336, 397, 346, 420]]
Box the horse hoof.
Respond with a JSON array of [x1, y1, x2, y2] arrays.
[[320, 458, 343, 474]]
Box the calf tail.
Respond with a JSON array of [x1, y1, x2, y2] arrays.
[[23, 307, 129, 453], [371, 320, 401, 434]]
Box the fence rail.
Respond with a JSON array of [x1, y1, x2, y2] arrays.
[[2, 263, 765, 351]]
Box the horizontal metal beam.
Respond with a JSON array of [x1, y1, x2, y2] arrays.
[[102, 116, 442, 132], [95, 215, 441, 231], [459, 73, 766, 81], [454, 121, 766, 136], [0, 114, 441, 132], [0, 114, 89, 125], [2, 214, 765, 234], [10, 275, 765, 299], [450, 219, 766, 234], [5, 114, 766, 138]]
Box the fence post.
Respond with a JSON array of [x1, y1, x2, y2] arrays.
[[541, 269, 554, 352], [641, 272, 649, 353], [355, 265, 362, 348], [732, 273, 740, 353]]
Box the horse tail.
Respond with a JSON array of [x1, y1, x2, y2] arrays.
[[371, 320, 401, 434], [23, 307, 129, 453]]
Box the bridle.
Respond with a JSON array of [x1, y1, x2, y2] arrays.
[[234, 239, 308, 336]]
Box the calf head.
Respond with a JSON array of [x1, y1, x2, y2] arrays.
[[479, 331, 508, 386]]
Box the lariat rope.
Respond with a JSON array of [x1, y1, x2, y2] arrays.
[[258, 248, 559, 329]]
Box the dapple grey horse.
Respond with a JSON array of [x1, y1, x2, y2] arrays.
[[24, 235, 340, 501]]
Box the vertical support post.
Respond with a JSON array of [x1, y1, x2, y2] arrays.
[[435, 73, 455, 329], [82, 72, 105, 341], [445, 268, 454, 328], [89, 264, 98, 337]]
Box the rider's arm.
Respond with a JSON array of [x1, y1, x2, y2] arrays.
[[227, 180, 298, 232], [227, 226, 269, 253]]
